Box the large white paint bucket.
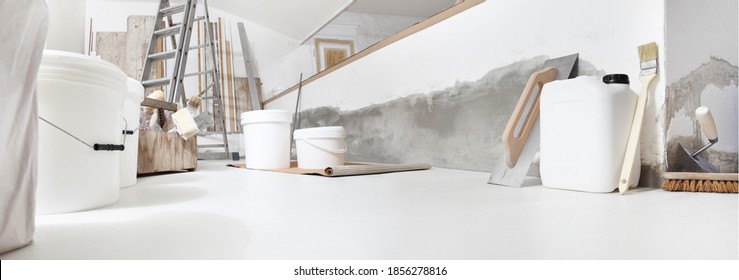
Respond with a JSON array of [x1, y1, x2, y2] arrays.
[[120, 78, 144, 188], [37, 50, 127, 214], [294, 126, 346, 169], [240, 110, 292, 169]]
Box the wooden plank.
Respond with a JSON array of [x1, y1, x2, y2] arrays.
[[236, 22, 261, 110], [215, 18, 225, 133], [226, 40, 235, 132], [95, 32, 128, 70], [126, 15, 157, 80], [197, 19, 202, 99], [233, 77, 261, 133], [88, 18, 93, 55], [141, 97, 178, 111], [137, 130, 197, 174]]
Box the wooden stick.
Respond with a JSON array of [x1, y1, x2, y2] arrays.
[[226, 40, 234, 132], [197, 18, 202, 102], [218, 18, 225, 132], [88, 18, 93, 55]]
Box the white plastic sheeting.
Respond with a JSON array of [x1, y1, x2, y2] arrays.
[[0, 0, 49, 254]]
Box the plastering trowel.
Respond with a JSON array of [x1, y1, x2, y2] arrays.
[[488, 54, 578, 187], [678, 106, 720, 173]]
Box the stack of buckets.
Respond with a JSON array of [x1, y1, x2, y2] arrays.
[[240, 110, 346, 169], [36, 50, 143, 214]]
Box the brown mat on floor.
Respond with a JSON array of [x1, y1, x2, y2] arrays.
[[227, 161, 431, 177]]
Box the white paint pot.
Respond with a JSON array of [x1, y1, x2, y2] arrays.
[[120, 78, 144, 188], [37, 50, 127, 214], [240, 110, 292, 169], [294, 126, 346, 169]]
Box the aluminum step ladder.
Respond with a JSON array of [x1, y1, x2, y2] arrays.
[[140, 0, 231, 159]]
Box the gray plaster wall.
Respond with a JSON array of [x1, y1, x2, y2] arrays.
[[664, 0, 738, 174], [665, 58, 738, 173], [296, 57, 604, 172]]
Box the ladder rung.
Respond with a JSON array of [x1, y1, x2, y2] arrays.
[[198, 144, 226, 148], [148, 49, 177, 61], [189, 41, 216, 50], [141, 77, 171, 88], [154, 25, 181, 37], [185, 70, 214, 77], [160, 4, 186, 16], [193, 16, 206, 22]]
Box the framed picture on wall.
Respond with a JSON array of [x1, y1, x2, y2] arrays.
[[314, 38, 355, 72]]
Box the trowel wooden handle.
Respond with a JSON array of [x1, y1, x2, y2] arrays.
[[696, 106, 718, 141], [502, 67, 558, 168]]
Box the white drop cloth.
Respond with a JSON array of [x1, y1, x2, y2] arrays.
[[0, 0, 49, 254]]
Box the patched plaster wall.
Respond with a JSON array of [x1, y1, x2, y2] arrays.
[[295, 58, 605, 171], [665, 0, 738, 173]]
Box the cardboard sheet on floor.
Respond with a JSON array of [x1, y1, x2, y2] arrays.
[[227, 162, 431, 177]]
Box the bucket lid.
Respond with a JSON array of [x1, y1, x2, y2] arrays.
[[294, 126, 346, 139], [241, 109, 292, 124], [39, 50, 127, 93], [125, 78, 145, 102]]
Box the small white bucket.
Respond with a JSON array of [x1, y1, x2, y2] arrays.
[[294, 126, 346, 169], [120, 78, 144, 188], [240, 110, 292, 169]]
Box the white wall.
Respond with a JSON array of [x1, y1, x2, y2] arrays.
[[665, 0, 738, 83], [266, 0, 667, 170], [46, 0, 87, 53]]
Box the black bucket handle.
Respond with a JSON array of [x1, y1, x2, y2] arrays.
[[39, 116, 133, 152]]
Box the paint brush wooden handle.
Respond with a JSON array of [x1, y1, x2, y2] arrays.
[[618, 73, 656, 194], [503, 67, 558, 168]]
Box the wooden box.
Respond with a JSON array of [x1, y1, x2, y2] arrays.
[[137, 130, 197, 175]]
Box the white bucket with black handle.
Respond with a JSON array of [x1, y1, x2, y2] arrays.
[[36, 50, 133, 214]]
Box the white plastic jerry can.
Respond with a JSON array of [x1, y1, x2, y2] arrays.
[[539, 74, 640, 193]]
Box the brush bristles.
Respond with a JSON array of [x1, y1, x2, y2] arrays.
[[187, 95, 202, 109], [662, 179, 738, 193], [638, 42, 658, 62]]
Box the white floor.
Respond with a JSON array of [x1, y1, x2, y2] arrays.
[[2, 160, 737, 260]]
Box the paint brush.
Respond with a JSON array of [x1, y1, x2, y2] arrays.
[[618, 42, 658, 194]]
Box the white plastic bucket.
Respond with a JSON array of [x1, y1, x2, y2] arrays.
[[120, 78, 144, 188], [240, 110, 292, 169], [294, 126, 346, 169], [37, 50, 127, 214], [540, 75, 640, 193]]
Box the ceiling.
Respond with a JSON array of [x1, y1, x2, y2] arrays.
[[346, 0, 457, 17], [94, 0, 456, 41]]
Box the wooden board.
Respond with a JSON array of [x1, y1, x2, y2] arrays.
[[125, 15, 156, 80], [233, 77, 261, 132], [137, 130, 198, 175], [95, 32, 128, 70]]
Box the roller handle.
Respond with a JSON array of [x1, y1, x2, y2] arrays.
[[502, 67, 558, 168], [695, 106, 718, 143], [94, 144, 125, 151]]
